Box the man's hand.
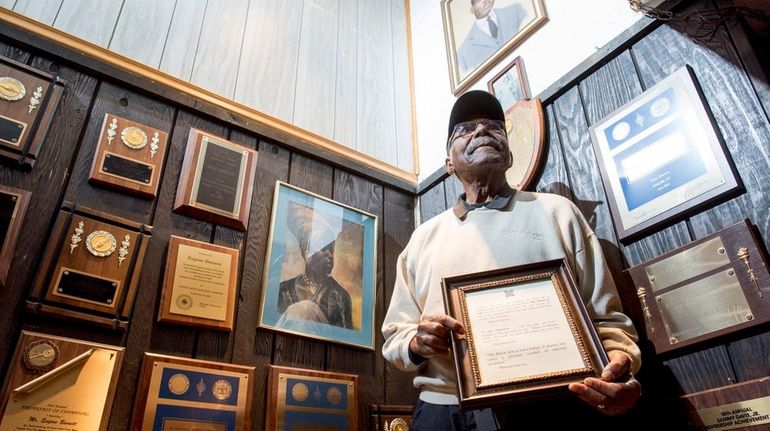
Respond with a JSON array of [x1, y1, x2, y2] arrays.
[[409, 314, 465, 359], [568, 350, 641, 416]]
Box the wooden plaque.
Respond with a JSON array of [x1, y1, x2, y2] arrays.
[[131, 353, 254, 431], [627, 219, 770, 355], [26, 203, 152, 330], [370, 404, 413, 431], [0, 331, 124, 431], [0, 55, 64, 168], [174, 128, 257, 231], [88, 113, 169, 198], [670, 376, 770, 429], [158, 235, 239, 331], [0, 185, 30, 286]]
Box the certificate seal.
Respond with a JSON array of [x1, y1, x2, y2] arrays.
[[168, 373, 190, 395], [327, 386, 342, 405], [388, 418, 408, 431], [121, 126, 148, 150], [176, 294, 193, 310], [291, 382, 309, 402], [212, 379, 232, 400], [0, 77, 26, 101]]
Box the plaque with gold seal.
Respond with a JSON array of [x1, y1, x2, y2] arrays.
[[0, 331, 124, 431], [0, 54, 64, 168], [26, 202, 152, 330], [132, 353, 254, 431], [88, 113, 169, 198], [0, 184, 31, 287]]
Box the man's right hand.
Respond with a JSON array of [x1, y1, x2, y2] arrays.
[[409, 314, 465, 359]]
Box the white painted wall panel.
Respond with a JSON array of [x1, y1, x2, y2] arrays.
[[109, 0, 175, 68], [53, 0, 123, 47], [334, 0, 357, 149], [391, 0, 413, 171], [12, 0, 62, 25], [158, 0, 207, 80], [0, 1, 16, 10]]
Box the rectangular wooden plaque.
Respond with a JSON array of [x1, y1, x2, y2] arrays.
[[670, 376, 770, 429], [370, 404, 413, 431], [0, 185, 30, 286]]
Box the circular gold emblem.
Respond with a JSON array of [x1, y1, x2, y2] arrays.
[[176, 294, 193, 310], [0, 77, 25, 101], [389, 418, 408, 431], [291, 382, 309, 402], [168, 373, 190, 395], [327, 386, 342, 405], [22, 340, 59, 372], [85, 230, 117, 257], [120, 126, 148, 150], [212, 379, 232, 401]]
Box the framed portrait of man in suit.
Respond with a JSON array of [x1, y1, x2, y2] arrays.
[[441, 0, 547, 95]]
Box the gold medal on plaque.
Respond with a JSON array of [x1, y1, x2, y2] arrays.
[[0, 76, 26, 101], [388, 418, 408, 431], [120, 126, 148, 150], [168, 373, 190, 395], [291, 382, 309, 402], [85, 230, 117, 257], [21, 339, 59, 373], [212, 379, 233, 401]]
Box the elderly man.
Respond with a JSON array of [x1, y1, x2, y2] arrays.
[[381, 90, 641, 430], [457, 0, 527, 73]]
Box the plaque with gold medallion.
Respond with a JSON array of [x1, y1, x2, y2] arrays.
[[0, 54, 64, 168], [26, 203, 152, 330], [0, 331, 124, 431], [370, 405, 413, 431], [132, 353, 254, 430], [267, 365, 358, 430], [89, 113, 169, 198], [0, 184, 31, 287]]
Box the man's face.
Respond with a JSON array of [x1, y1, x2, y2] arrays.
[[445, 117, 511, 179], [471, 0, 494, 19], [306, 243, 335, 277]]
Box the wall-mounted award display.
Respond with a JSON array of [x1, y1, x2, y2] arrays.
[[627, 219, 770, 354], [26, 202, 151, 330], [671, 376, 770, 429], [131, 353, 254, 431], [370, 404, 413, 431], [0, 185, 30, 286], [266, 365, 358, 430], [158, 235, 239, 331], [88, 113, 169, 198], [0, 331, 124, 430], [174, 128, 257, 231], [0, 55, 64, 168]]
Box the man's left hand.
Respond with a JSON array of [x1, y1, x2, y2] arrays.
[[568, 350, 641, 416]]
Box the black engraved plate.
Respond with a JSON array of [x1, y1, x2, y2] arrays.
[[101, 152, 153, 184], [56, 269, 119, 306], [193, 139, 244, 215], [0, 115, 25, 147], [0, 191, 14, 247]]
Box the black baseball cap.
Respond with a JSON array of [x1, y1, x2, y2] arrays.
[[447, 90, 505, 144]]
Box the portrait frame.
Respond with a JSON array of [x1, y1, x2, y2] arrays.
[[487, 56, 530, 111], [441, 0, 547, 95], [258, 181, 378, 350], [442, 259, 607, 410]]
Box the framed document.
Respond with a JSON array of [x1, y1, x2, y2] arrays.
[[266, 365, 357, 431], [487, 56, 530, 112], [502, 98, 545, 191], [671, 376, 770, 429], [442, 259, 607, 410], [27, 203, 152, 330], [174, 128, 257, 231], [627, 219, 770, 354], [132, 353, 254, 431], [259, 181, 378, 349], [0, 55, 65, 168], [589, 65, 741, 243], [0, 331, 124, 431], [0, 185, 30, 286], [158, 235, 239, 331], [88, 113, 169, 198]]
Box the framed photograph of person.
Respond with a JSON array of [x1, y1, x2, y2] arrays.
[[487, 56, 530, 111], [589, 65, 741, 243], [441, 0, 547, 95], [258, 181, 378, 350]]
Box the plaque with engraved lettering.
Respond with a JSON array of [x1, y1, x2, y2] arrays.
[[668, 376, 770, 429], [26, 203, 152, 330], [627, 219, 770, 354], [88, 114, 169, 198], [0, 185, 30, 286], [174, 128, 256, 231]]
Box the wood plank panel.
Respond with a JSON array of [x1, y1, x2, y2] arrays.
[[293, 0, 338, 137], [0, 0, 16, 10], [333, 0, 357, 149], [357, 0, 397, 166], [109, 0, 176, 68], [189, 0, 248, 98], [12, 0, 63, 25], [0, 36, 32, 62], [391, 0, 413, 171], [727, 332, 770, 382], [234, 0, 303, 122], [534, 104, 573, 200], [52, 0, 123, 47], [661, 346, 736, 394], [158, 0, 207, 80], [443, 173, 462, 207], [418, 181, 445, 223]]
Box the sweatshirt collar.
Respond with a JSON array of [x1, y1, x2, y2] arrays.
[[452, 183, 515, 219]]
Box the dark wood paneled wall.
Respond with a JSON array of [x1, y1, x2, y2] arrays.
[[420, 0, 770, 426], [0, 34, 417, 430]]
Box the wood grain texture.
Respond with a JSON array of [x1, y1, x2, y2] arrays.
[[534, 104, 573, 200], [0, 36, 32, 63], [108, 0, 176, 68], [12, 0, 63, 25], [390, 0, 413, 171], [52, 0, 123, 47], [189, 0, 248, 98], [727, 332, 770, 382], [293, 0, 338, 137], [234, 0, 303, 122], [333, 0, 358, 149], [418, 180, 445, 223], [157, 0, 207, 80], [661, 346, 736, 394]]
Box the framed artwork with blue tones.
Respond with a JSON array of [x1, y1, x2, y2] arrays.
[[266, 365, 358, 431], [259, 181, 378, 350], [132, 353, 255, 430], [589, 65, 741, 243]]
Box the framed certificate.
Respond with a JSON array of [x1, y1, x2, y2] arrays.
[[589, 65, 741, 243], [132, 353, 254, 431], [442, 259, 607, 410]]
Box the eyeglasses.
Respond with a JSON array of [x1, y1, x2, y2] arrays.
[[450, 119, 507, 142]]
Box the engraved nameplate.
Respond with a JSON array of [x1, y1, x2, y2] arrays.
[[0, 192, 15, 247], [646, 237, 730, 291], [101, 152, 153, 184], [191, 136, 247, 218], [53, 268, 120, 307], [0, 114, 25, 146]]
